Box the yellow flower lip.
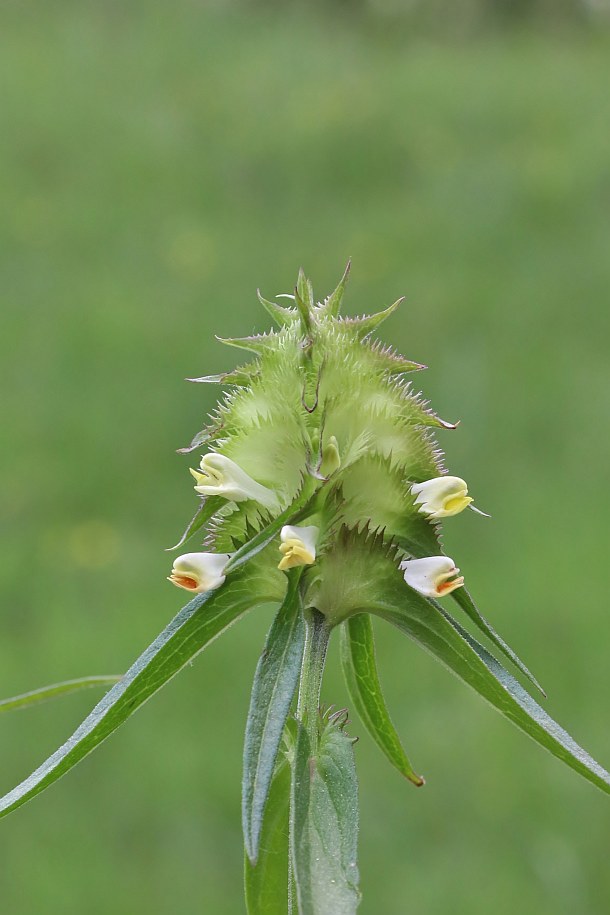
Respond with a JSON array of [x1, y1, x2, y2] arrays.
[[399, 556, 464, 598], [190, 453, 280, 512], [277, 525, 319, 572], [167, 552, 231, 593], [410, 476, 484, 519]]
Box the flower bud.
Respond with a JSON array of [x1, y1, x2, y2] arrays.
[[278, 525, 319, 572], [399, 556, 464, 598], [320, 435, 341, 477], [410, 476, 473, 519], [190, 453, 280, 512], [168, 552, 231, 593]]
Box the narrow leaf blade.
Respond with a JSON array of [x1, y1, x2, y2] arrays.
[[243, 573, 305, 862], [340, 615, 423, 786], [396, 534, 543, 694], [0, 568, 279, 819], [0, 677, 122, 714], [373, 578, 610, 796], [452, 586, 545, 696], [291, 722, 360, 915], [245, 758, 291, 915]]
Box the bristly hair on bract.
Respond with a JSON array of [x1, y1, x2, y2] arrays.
[[178, 262, 453, 609]]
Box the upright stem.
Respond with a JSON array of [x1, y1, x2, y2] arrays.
[[297, 607, 331, 746]]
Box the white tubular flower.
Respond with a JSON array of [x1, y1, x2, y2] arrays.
[[410, 476, 475, 519], [168, 552, 231, 593], [190, 453, 280, 512], [278, 525, 319, 572], [399, 556, 464, 598]]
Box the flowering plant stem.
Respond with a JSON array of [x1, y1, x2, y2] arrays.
[[297, 608, 331, 746], [1, 266, 609, 914]]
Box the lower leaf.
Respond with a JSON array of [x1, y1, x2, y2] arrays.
[[395, 534, 543, 695], [245, 758, 291, 915], [371, 573, 610, 796], [0, 566, 282, 819], [243, 572, 305, 863], [340, 614, 423, 786], [291, 721, 360, 915], [0, 676, 123, 714]]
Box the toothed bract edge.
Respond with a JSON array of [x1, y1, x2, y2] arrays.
[[177, 266, 475, 619]]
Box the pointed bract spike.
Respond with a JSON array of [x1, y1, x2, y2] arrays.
[[427, 415, 460, 431], [176, 424, 219, 454], [388, 358, 426, 374], [339, 296, 404, 338], [319, 260, 351, 318], [293, 285, 312, 333], [186, 374, 225, 384], [256, 289, 295, 327], [215, 332, 278, 356], [186, 367, 256, 387], [296, 268, 314, 309], [368, 340, 427, 374]]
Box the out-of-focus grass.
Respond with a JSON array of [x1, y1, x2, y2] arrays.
[[1, 4, 609, 914]]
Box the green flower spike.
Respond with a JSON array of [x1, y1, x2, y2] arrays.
[[1, 266, 609, 915]]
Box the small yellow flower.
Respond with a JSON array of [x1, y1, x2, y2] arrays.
[[190, 453, 280, 512], [168, 552, 231, 593], [399, 556, 464, 598], [278, 525, 319, 572], [410, 476, 481, 519]]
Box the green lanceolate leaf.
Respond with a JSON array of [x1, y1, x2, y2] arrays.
[[396, 535, 543, 695], [340, 614, 424, 786], [451, 586, 545, 697], [371, 575, 610, 796], [167, 495, 224, 551], [291, 722, 360, 915], [0, 567, 282, 820], [0, 676, 123, 714], [245, 757, 291, 915], [243, 573, 305, 863]]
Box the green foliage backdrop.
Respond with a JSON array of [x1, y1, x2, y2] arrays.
[[1, 3, 609, 913]]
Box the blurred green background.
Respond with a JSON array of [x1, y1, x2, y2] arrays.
[[1, 1, 610, 912]]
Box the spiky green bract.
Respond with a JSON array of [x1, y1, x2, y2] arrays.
[[184, 267, 445, 597]]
